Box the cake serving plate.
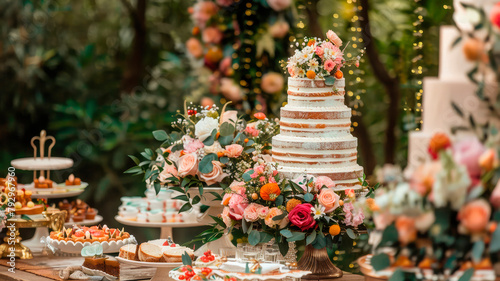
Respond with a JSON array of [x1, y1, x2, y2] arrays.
[[45, 236, 136, 254]]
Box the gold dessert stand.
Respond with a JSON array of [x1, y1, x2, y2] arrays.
[[0, 210, 66, 259]]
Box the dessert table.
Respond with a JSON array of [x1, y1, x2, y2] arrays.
[[0, 255, 365, 281]]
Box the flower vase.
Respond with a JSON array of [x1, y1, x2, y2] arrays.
[[298, 245, 343, 280]]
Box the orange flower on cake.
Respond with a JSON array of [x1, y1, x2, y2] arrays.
[[177, 153, 199, 177], [198, 161, 228, 186], [259, 183, 281, 201]]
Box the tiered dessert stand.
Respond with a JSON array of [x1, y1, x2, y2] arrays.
[[10, 130, 100, 253], [115, 216, 202, 240]]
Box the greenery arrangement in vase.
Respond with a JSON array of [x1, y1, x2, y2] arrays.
[[126, 101, 278, 212]]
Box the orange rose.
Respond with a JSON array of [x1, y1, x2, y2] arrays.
[[479, 149, 498, 172], [264, 207, 288, 229], [158, 165, 179, 183], [318, 188, 340, 213], [177, 153, 198, 177], [198, 161, 228, 186], [395, 216, 417, 245], [186, 38, 203, 58], [458, 199, 491, 233], [225, 144, 244, 158], [428, 133, 451, 159]]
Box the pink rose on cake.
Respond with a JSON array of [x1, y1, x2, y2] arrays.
[[315, 176, 335, 189], [315, 46, 324, 58], [265, 207, 288, 229], [243, 203, 262, 222], [326, 30, 342, 46], [225, 144, 244, 158], [324, 59, 335, 72], [178, 153, 199, 177], [318, 188, 340, 213], [198, 161, 228, 185], [288, 203, 316, 231]]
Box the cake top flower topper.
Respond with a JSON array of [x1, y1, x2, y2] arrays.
[[280, 30, 365, 83]]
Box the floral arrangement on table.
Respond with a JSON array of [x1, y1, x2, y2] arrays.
[[195, 160, 375, 256], [126, 102, 279, 211], [186, 0, 297, 113], [280, 30, 364, 85], [367, 132, 500, 280]]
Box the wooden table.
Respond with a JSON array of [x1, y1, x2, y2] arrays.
[[0, 255, 364, 281]]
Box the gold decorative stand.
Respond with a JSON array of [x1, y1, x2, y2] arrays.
[[0, 211, 66, 259], [298, 245, 343, 280]]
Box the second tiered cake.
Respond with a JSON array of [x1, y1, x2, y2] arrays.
[[272, 30, 363, 189]]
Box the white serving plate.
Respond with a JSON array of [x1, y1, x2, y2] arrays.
[[64, 215, 103, 227], [11, 157, 73, 170], [45, 235, 136, 254]]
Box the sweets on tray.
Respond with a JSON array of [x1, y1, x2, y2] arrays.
[[119, 237, 194, 263], [81, 244, 120, 278], [58, 199, 98, 223], [34, 176, 54, 188], [118, 190, 198, 223], [65, 174, 82, 186], [49, 225, 130, 242], [195, 250, 221, 267], [1, 176, 45, 215]]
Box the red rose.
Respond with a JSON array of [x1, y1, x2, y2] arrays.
[[288, 203, 316, 231]]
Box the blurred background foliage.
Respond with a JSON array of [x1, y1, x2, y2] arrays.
[[0, 0, 452, 272]]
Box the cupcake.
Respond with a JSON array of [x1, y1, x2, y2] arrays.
[[86, 208, 97, 220]]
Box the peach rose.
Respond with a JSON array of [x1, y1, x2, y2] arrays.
[[458, 199, 491, 233], [202, 26, 223, 45], [410, 161, 441, 196], [257, 205, 269, 219], [243, 203, 261, 222], [158, 165, 179, 183], [186, 38, 203, 58], [269, 21, 289, 39], [177, 153, 198, 177], [265, 207, 288, 229], [221, 110, 238, 124], [198, 161, 228, 186], [229, 180, 246, 195], [491, 180, 500, 208], [326, 30, 342, 46], [395, 216, 417, 245], [261, 72, 284, 94], [222, 207, 232, 227], [315, 176, 335, 190], [318, 188, 340, 213], [479, 148, 498, 172], [225, 144, 244, 158], [220, 78, 243, 102]]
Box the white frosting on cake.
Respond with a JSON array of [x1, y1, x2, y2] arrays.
[[272, 77, 363, 189]]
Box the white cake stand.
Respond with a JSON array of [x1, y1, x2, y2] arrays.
[[11, 157, 74, 171], [64, 215, 103, 227], [115, 216, 204, 240], [116, 257, 182, 281]]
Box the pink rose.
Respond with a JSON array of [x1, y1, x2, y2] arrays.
[[245, 122, 260, 137], [314, 46, 324, 58], [222, 193, 232, 206], [326, 30, 342, 46], [288, 203, 316, 231], [287, 66, 296, 77], [225, 144, 244, 158], [410, 161, 442, 196], [222, 207, 232, 227], [491, 2, 500, 29], [186, 38, 203, 58], [199, 161, 228, 186], [324, 59, 335, 72], [202, 26, 223, 44], [184, 137, 204, 153], [266, 0, 292, 11], [458, 199, 491, 233], [178, 153, 199, 177], [395, 216, 417, 245], [230, 181, 246, 195], [220, 78, 243, 102], [491, 180, 500, 208], [228, 194, 248, 220], [257, 206, 269, 219], [269, 21, 289, 39], [352, 212, 365, 227], [219, 57, 232, 76], [158, 164, 179, 183], [254, 165, 265, 174], [261, 72, 284, 94], [318, 188, 340, 213], [293, 175, 316, 193], [243, 203, 261, 222], [216, 0, 233, 7], [265, 207, 288, 228], [192, 1, 218, 28], [321, 42, 334, 50], [453, 138, 486, 180], [373, 211, 395, 230], [315, 176, 335, 189]]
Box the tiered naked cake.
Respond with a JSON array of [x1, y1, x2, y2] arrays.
[[272, 77, 363, 189]]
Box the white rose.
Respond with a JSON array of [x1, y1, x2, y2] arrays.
[[432, 163, 470, 210], [204, 141, 224, 155], [195, 117, 219, 142]]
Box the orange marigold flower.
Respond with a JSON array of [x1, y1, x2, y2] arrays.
[[307, 39, 316, 46], [329, 224, 341, 236], [254, 112, 266, 120], [334, 70, 343, 79], [260, 183, 281, 201], [306, 70, 316, 79], [286, 198, 301, 212], [428, 132, 451, 159]]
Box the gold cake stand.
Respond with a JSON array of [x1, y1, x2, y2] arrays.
[[0, 210, 66, 259]]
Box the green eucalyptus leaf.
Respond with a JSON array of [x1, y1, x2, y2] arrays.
[[280, 229, 293, 238], [128, 155, 140, 165], [199, 153, 217, 174], [220, 122, 235, 136], [472, 240, 485, 263], [306, 231, 317, 245], [458, 268, 474, 281], [248, 230, 260, 246], [371, 253, 391, 271], [304, 193, 314, 202], [152, 130, 168, 141], [324, 76, 336, 85]]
